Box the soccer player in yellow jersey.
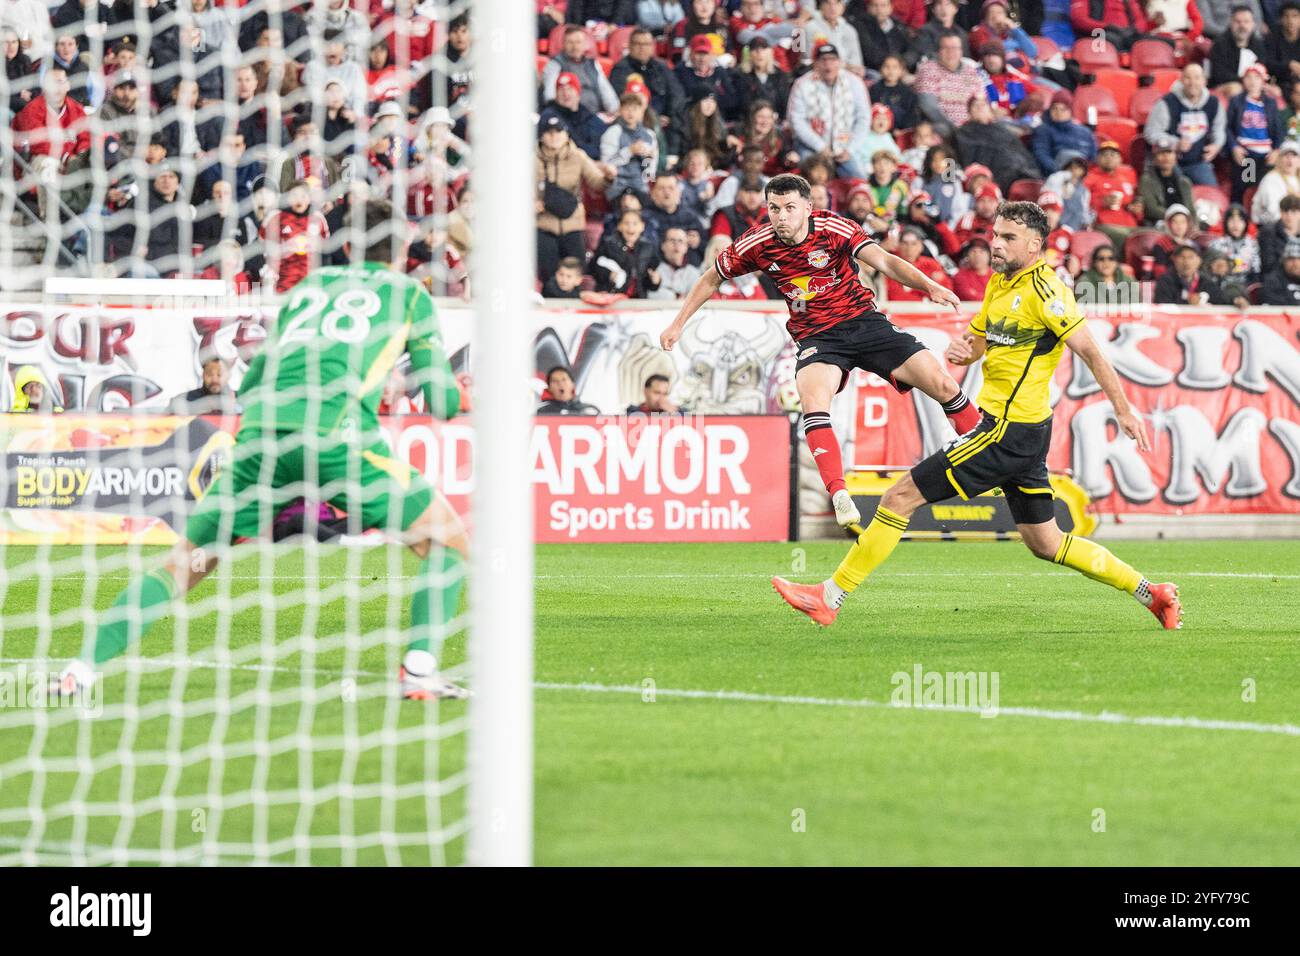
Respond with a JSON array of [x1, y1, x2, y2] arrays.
[[773, 201, 1183, 630]]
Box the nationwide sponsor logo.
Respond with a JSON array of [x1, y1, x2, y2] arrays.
[[807, 249, 830, 269], [780, 273, 839, 301], [931, 505, 996, 521]]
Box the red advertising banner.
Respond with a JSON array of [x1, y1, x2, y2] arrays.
[[385, 414, 793, 543], [852, 308, 1300, 515]]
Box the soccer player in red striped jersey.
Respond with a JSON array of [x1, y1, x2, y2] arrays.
[[660, 173, 981, 527]]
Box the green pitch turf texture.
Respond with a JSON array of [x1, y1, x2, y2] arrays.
[[1, 538, 1297, 866]]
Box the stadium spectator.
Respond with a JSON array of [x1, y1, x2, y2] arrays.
[[675, 34, 743, 123], [978, 39, 1030, 117], [108, 161, 189, 277], [899, 119, 940, 173], [301, 33, 367, 114], [953, 236, 994, 300], [46, 31, 99, 109], [842, 180, 876, 228], [1139, 135, 1196, 223], [539, 73, 608, 161], [677, 146, 717, 225], [1208, 5, 1267, 92], [1040, 0, 1078, 48], [1198, 0, 1263, 40], [406, 218, 469, 296], [809, 181, 832, 210], [250, 28, 306, 109], [194, 178, 240, 248], [536, 114, 615, 280], [439, 12, 473, 129], [645, 226, 703, 299], [566, 1, 639, 25], [956, 95, 1042, 191], [261, 179, 330, 293], [1033, 90, 1096, 176], [149, 15, 223, 106], [1146, 0, 1206, 53], [644, 174, 702, 248], [321, 80, 359, 157], [1076, 243, 1140, 305], [710, 173, 768, 240], [799, 1, 864, 78], [538, 366, 600, 415], [953, 181, 1002, 246], [915, 32, 984, 133], [542, 255, 585, 298], [237, 0, 310, 63], [366, 39, 410, 106], [1207, 202, 1259, 279], [1226, 63, 1282, 203], [271, 116, 341, 206], [198, 238, 254, 295], [1086, 139, 1143, 242], [638, 0, 687, 34], [3, 26, 36, 117], [1258, 193, 1300, 273], [969, 0, 1039, 67], [914, 0, 969, 61], [610, 29, 687, 156], [737, 37, 792, 120], [864, 151, 909, 225], [743, 100, 797, 176], [666, 0, 727, 64], [1144, 64, 1226, 186], [1266, 3, 1300, 86], [543, 25, 619, 115], [686, 93, 737, 168], [1155, 241, 1242, 304], [313, 0, 368, 62], [1251, 139, 1300, 224], [10, 365, 62, 413], [158, 79, 223, 168], [169, 351, 241, 416], [1, 0, 53, 62], [708, 144, 767, 215], [1153, 202, 1197, 271], [920, 143, 969, 222], [850, 0, 917, 74], [871, 54, 919, 132], [12, 65, 90, 218], [96, 71, 143, 165], [852, 103, 902, 172], [1043, 150, 1094, 230], [1069, 0, 1153, 51], [601, 92, 659, 201], [900, 191, 961, 257], [885, 226, 952, 300], [788, 42, 871, 178], [626, 373, 682, 414], [1261, 238, 1300, 303]]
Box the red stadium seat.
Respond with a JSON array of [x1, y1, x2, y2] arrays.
[[1031, 36, 1060, 62], [1008, 178, 1043, 201], [1091, 69, 1138, 111], [1146, 68, 1181, 93], [1095, 116, 1138, 155], [1128, 135, 1147, 172], [1071, 229, 1113, 265], [1123, 229, 1166, 275], [827, 177, 863, 209], [1128, 87, 1165, 124], [1072, 38, 1119, 72], [597, 56, 614, 77], [1130, 39, 1177, 73], [606, 25, 636, 63], [1073, 83, 1121, 119]]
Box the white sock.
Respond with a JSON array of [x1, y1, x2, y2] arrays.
[[1133, 578, 1154, 609], [823, 579, 847, 609], [402, 649, 437, 677]]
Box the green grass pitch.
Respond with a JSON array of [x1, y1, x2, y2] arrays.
[[1, 538, 1297, 865]]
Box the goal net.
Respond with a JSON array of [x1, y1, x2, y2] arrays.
[[0, 0, 533, 866]]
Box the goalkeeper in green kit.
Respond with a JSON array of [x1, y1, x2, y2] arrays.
[[54, 199, 471, 701]]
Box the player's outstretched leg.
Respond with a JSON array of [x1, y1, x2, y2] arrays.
[[892, 351, 982, 435], [1019, 522, 1183, 629], [796, 363, 859, 528], [52, 540, 220, 697], [398, 491, 471, 700], [773, 475, 921, 627]]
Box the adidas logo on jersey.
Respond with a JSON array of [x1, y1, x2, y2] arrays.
[[812, 448, 828, 456], [768, 262, 780, 272]]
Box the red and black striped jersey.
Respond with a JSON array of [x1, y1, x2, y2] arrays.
[[714, 209, 878, 340]]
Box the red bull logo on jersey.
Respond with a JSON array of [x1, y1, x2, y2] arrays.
[[779, 273, 840, 302], [807, 249, 830, 269]]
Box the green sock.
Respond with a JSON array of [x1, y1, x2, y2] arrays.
[[406, 549, 463, 656], [87, 568, 178, 665]]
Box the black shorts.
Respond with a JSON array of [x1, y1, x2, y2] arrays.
[[911, 412, 1057, 525], [792, 311, 929, 394]]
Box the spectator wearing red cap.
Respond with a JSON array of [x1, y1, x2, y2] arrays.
[[1226, 63, 1284, 203], [737, 36, 793, 120], [788, 41, 872, 179], [955, 95, 1043, 192], [609, 28, 689, 157], [540, 71, 611, 160], [1069, 0, 1152, 51], [871, 54, 920, 131], [843, 180, 877, 229], [541, 25, 619, 114], [1085, 139, 1143, 242], [968, 0, 1039, 68], [849, 0, 919, 74], [666, 0, 727, 66], [1208, 5, 1267, 94], [1032, 89, 1097, 175], [803, 0, 866, 77], [952, 181, 1001, 247], [914, 31, 985, 133], [675, 33, 744, 123], [953, 236, 994, 300]]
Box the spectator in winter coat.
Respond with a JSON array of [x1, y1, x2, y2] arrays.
[[609, 29, 687, 156], [1139, 135, 1197, 224], [1207, 4, 1267, 92], [541, 26, 619, 115], [914, 32, 984, 133], [1069, 0, 1152, 51], [787, 42, 871, 179], [539, 72, 609, 160], [1143, 65, 1227, 186], [589, 208, 657, 296], [1197, 0, 1263, 40], [644, 227, 703, 299], [1251, 138, 1300, 226], [1226, 63, 1284, 203], [956, 95, 1042, 193], [601, 93, 659, 201], [1032, 90, 1097, 176], [1258, 194, 1300, 275]]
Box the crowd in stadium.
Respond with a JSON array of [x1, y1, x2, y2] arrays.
[[3, 1, 1300, 306]]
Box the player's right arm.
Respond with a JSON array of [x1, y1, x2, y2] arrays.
[[659, 267, 723, 351], [406, 283, 461, 420]]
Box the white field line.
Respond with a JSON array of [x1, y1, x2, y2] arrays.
[[2, 657, 1295, 738], [23, 570, 1300, 581]]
